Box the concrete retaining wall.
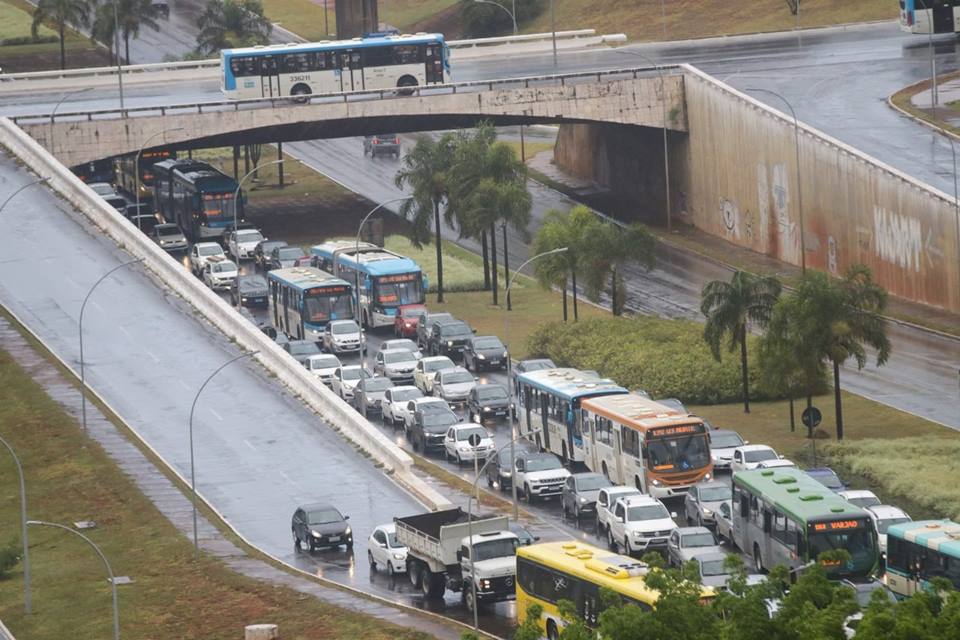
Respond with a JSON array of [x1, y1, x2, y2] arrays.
[[0, 116, 452, 511], [680, 65, 960, 313]]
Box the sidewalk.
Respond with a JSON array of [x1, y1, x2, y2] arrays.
[[910, 75, 960, 130], [0, 315, 464, 640]]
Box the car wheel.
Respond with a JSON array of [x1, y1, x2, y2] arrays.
[[463, 584, 476, 613], [573, 503, 581, 520], [293, 529, 301, 550], [368, 551, 377, 571], [523, 484, 532, 503], [696, 514, 704, 527], [345, 539, 353, 550], [607, 527, 616, 551], [387, 562, 395, 577], [486, 473, 494, 488], [408, 560, 421, 589], [308, 536, 316, 552], [456, 453, 463, 466], [413, 437, 421, 452], [623, 537, 630, 556]]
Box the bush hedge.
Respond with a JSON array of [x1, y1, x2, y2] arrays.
[[526, 316, 775, 405], [1, 35, 58, 46]]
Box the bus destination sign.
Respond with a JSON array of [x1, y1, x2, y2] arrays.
[[648, 424, 702, 438], [809, 519, 866, 533], [307, 286, 349, 295], [377, 273, 417, 283]]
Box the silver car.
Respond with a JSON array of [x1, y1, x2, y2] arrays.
[[432, 367, 476, 404], [374, 348, 418, 382], [667, 526, 723, 568], [708, 429, 746, 471], [684, 480, 733, 528], [693, 552, 765, 591]]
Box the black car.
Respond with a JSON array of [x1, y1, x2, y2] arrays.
[[102, 193, 128, 211], [231, 274, 269, 307], [484, 444, 533, 491], [509, 522, 540, 546], [462, 335, 508, 372], [269, 245, 308, 271], [409, 403, 459, 453], [561, 472, 614, 520], [291, 502, 352, 551], [467, 383, 512, 423], [352, 376, 394, 415], [511, 358, 556, 392], [416, 311, 454, 348], [124, 201, 154, 218], [284, 339, 322, 364], [254, 240, 288, 270], [427, 319, 473, 359]]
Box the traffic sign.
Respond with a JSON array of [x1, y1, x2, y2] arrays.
[[468, 433, 483, 447], [801, 406, 822, 429]]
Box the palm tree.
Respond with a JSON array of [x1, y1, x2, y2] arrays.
[[91, 0, 164, 65], [582, 221, 656, 315], [395, 133, 457, 302], [700, 271, 782, 413], [196, 0, 272, 55], [32, 0, 92, 70], [532, 206, 597, 321]]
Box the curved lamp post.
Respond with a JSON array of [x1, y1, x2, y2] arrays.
[[231, 161, 283, 309], [0, 435, 30, 614], [0, 177, 51, 215], [134, 128, 184, 231], [472, 0, 517, 33], [49, 88, 92, 148]]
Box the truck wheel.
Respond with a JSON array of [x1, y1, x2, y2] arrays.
[[422, 572, 444, 598], [408, 560, 422, 589], [463, 585, 477, 613]]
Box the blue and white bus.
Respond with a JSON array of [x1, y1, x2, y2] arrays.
[[267, 267, 355, 342], [885, 519, 960, 598], [220, 32, 450, 100], [311, 241, 426, 329], [900, 0, 960, 34], [516, 368, 627, 465], [153, 159, 242, 240]]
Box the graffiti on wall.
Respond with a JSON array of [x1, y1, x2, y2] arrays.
[[720, 197, 740, 239], [755, 162, 799, 264], [757, 164, 770, 252], [873, 206, 922, 273]]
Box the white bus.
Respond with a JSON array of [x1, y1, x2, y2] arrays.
[[220, 33, 450, 100], [900, 0, 960, 34], [516, 368, 627, 465], [267, 267, 355, 342]]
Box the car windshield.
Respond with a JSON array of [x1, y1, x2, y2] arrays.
[[391, 389, 421, 402], [387, 532, 402, 548], [311, 355, 340, 368], [363, 378, 392, 392], [700, 558, 728, 577], [473, 337, 503, 349], [525, 456, 562, 472], [745, 449, 778, 462], [646, 433, 711, 471], [427, 314, 453, 326], [848, 496, 881, 509], [522, 360, 555, 371], [423, 413, 457, 430], [157, 226, 180, 237], [443, 371, 474, 384], [425, 359, 453, 372], [477, 386, 508, 401], [682, 533, 716, 547], [341, 368, 367, 381], [213, 261, 237, 273], [810, 471, 843, 489], [627, 504, 670, 521], [473, 538, 518, 562], [876, 517, 911, 534], [440, 323, 471, 337], [199, 245, 222, 256], [577, 475, 611, 491], [278, 247, 304, 259], [307, 508, 342, 525], [456, 427, 488, 441], [331, 322, 359, 335], [289, 342, 320, 356], [237, 230, 263, 242], [386, 340, 417, 352], [401, 307, 422, 318], [384, 351, 414, 364], [262, 242, 286, 253], [710, 432, 744, 448], [699, 486, 732, 502]]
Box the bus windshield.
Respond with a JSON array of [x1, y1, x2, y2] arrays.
[[304, 291, 353, 323], [646, 434, 710, 472], [809, 526, 876, 571], [374, 274, 423, 306], [201, 192, 237, 219]]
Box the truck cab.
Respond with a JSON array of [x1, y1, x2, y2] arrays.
[[459, 531, 519, 611]]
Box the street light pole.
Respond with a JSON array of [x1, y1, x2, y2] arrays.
[[80, 258, 145, 434], [745, 87, 807, 273], [0, 435, 30, 614], [232, 161, 283, 309], [917, 0, 937, 110], [0, 177, 50, 216], [134, 128, 184, 231], [49, 87, 92, 150], [550, 0, 557, 68], [27, 520, 120, 640], [503, 247, 568, 520], [472, 0, 517, 33], [111, 0, 125, 111], [949, 138, 960, 298], [189, 350, 259, 558]]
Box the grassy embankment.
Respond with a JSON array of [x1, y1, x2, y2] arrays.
[[0, 0, 110, 72], [259, 0, 458, 40], [0, 339, 434, 640]]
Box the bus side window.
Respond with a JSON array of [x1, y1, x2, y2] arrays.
[[739, 490, 750, 518], [363, 46, 393, 67], [762, 510, 772, 534]]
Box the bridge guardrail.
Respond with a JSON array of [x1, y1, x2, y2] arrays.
[[0, 116, 453, 512], [11, 65, 679, 125]]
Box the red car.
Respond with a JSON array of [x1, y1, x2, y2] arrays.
[[393, 305, 426, 338]]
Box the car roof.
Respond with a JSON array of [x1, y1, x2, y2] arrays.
[[709, 429, 742, 438], [375, 522, 397, 534], [866, 504, 909, 519], [300, 502, 336, 512], [839, 490, 878, 498], [389, 385, 420, 393], [470, 335, 502, 342], [694, 551, 728, 564], [617, 494, 661, 507], [693, 480, 729, 491], [572, 471, 606, 480], [519, 450, 558, 461], [339, 364, 364, 371], [196, 241, 223, 249], [412, 396, 446, 405], [421, 355, 453, 364], [451, 422, 484, 431], [605, 485, 641, 496], [675, 526, 712, 535], [381, 348, 415, 357], [736, 444, 775, 452], [805, 467, 839, 476], [440, 366, 470, 376], [155, 223, 178, 229], [329, 319, 358, 326]]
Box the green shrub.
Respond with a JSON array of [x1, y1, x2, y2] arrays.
[[526, 317, 779, 405], [0, 537, 20, 577], [1, 35, 58, 46]]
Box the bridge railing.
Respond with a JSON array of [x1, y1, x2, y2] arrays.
[[11, 65, 680, 126]]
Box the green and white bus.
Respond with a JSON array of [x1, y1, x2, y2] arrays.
[[732, 468, 879, 581], [884, 519, 960, 598]]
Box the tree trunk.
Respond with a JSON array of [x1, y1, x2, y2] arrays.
[[833, 360, 844, 441], [739, 325, 750, 413], [562, 282, 568, 322], [610, 268, 618, 316], [124, 32, 130, 66], [433, 199, 444, 302], [502, 224, 511, 311], [571, 269, 579, 321], [481, 230, 490, 291], [59, 24, 66, 70], [490, 223, 499, 305], [789, 397, 795, 432]]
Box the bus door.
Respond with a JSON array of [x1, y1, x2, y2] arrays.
[[259, 55, 281, 97], [933, 1, 955, 33], [337, 51, 362, 91], [613, 426, 625, 484], [540, 394, 550, 451], [424, 43, 445, 83]]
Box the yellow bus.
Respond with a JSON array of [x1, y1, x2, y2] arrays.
[[516, 541, 662, 638]]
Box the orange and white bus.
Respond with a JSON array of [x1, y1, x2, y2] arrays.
[[581, 394, 713, 499]]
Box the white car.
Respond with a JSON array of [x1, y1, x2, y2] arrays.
[[379, 338, 422, 360], [866, 505, 911, 555], [87, 181, 117, 197], [323, 319, 365, 355], [838, 490, 882, 509], [373, 348, 419, 383], [413, 356, 456, 395], [401, 396, 449, 434], [443, 423, 495, 465], [514, 451, 570, 502], [330, 365, 370, 400], [367, 523, 407, 576], [432, 367, 476, 404], [202, 256, 238, 290], [708, 429, 746, 471], [755, 458, 796, 470], [190, 241, 226, 275], [305, 353, 341, 386], [226, 228, 265, 260], [596, 486, 642, 535], [607, 494, 678, 556], [730, 445, 781, 472], [381, 386, 423, 428]]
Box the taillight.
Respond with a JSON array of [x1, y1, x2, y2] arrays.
[[373, 137, 380, 144], [394, 137, 400, 144]]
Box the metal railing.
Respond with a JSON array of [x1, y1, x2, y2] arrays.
[[12, 65, 679, 126]]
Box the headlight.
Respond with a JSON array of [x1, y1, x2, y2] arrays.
[[705, 473, 712, 480], [447, 340, 454, 346], [477, 354, 486, 360], [502, 471, 511, 478], [311, 530, 322, 537], [344, 526, 352, 536], [651, 479, 661, 486], [404, 323, 412, 328], [703, 508, 713, 516], [481, 579, 491, 589], [503, 351, 508, 358], [579, 497, 587, 503], [393, 552, 404, 560]]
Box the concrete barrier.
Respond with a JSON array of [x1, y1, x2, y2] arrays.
[[0, 116, 452, 511], [0, 619, 15, 640]]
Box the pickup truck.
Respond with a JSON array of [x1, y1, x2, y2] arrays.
[[395, 508, 519, 612], [606, 494, 679, 557]]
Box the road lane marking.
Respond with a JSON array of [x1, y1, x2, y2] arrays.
[[144, 350, 159, 363], [118, 325, 131, 338], [243, 439, 257, 452], [209, 408, 223, 421], [178, 379, 190, 391]]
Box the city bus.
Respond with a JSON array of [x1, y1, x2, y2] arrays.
[[580, 394, 713, 499], [517, 541, 711, 636], [516, 368, 627, 465], [71, 158, 115, 185], [153, 159, 243, 240], [900, 0, 960, 34], [310, 241, 426, 329], [732, 468, 879, 581], [267, 267, 355, 342], [220, 32, 450, 100], [115, 149, 176, 199], [884, 519, 960, 598]]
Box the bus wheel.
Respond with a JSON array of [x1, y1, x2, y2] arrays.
[[546, 620, 559, 640], [397, 76, 418, 96], [635, 476, 643, 492], [753, 544, 765, 573], [561, 442, 568, 465], [601, 461, 609, 480], [290, 84, 311, 104]]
